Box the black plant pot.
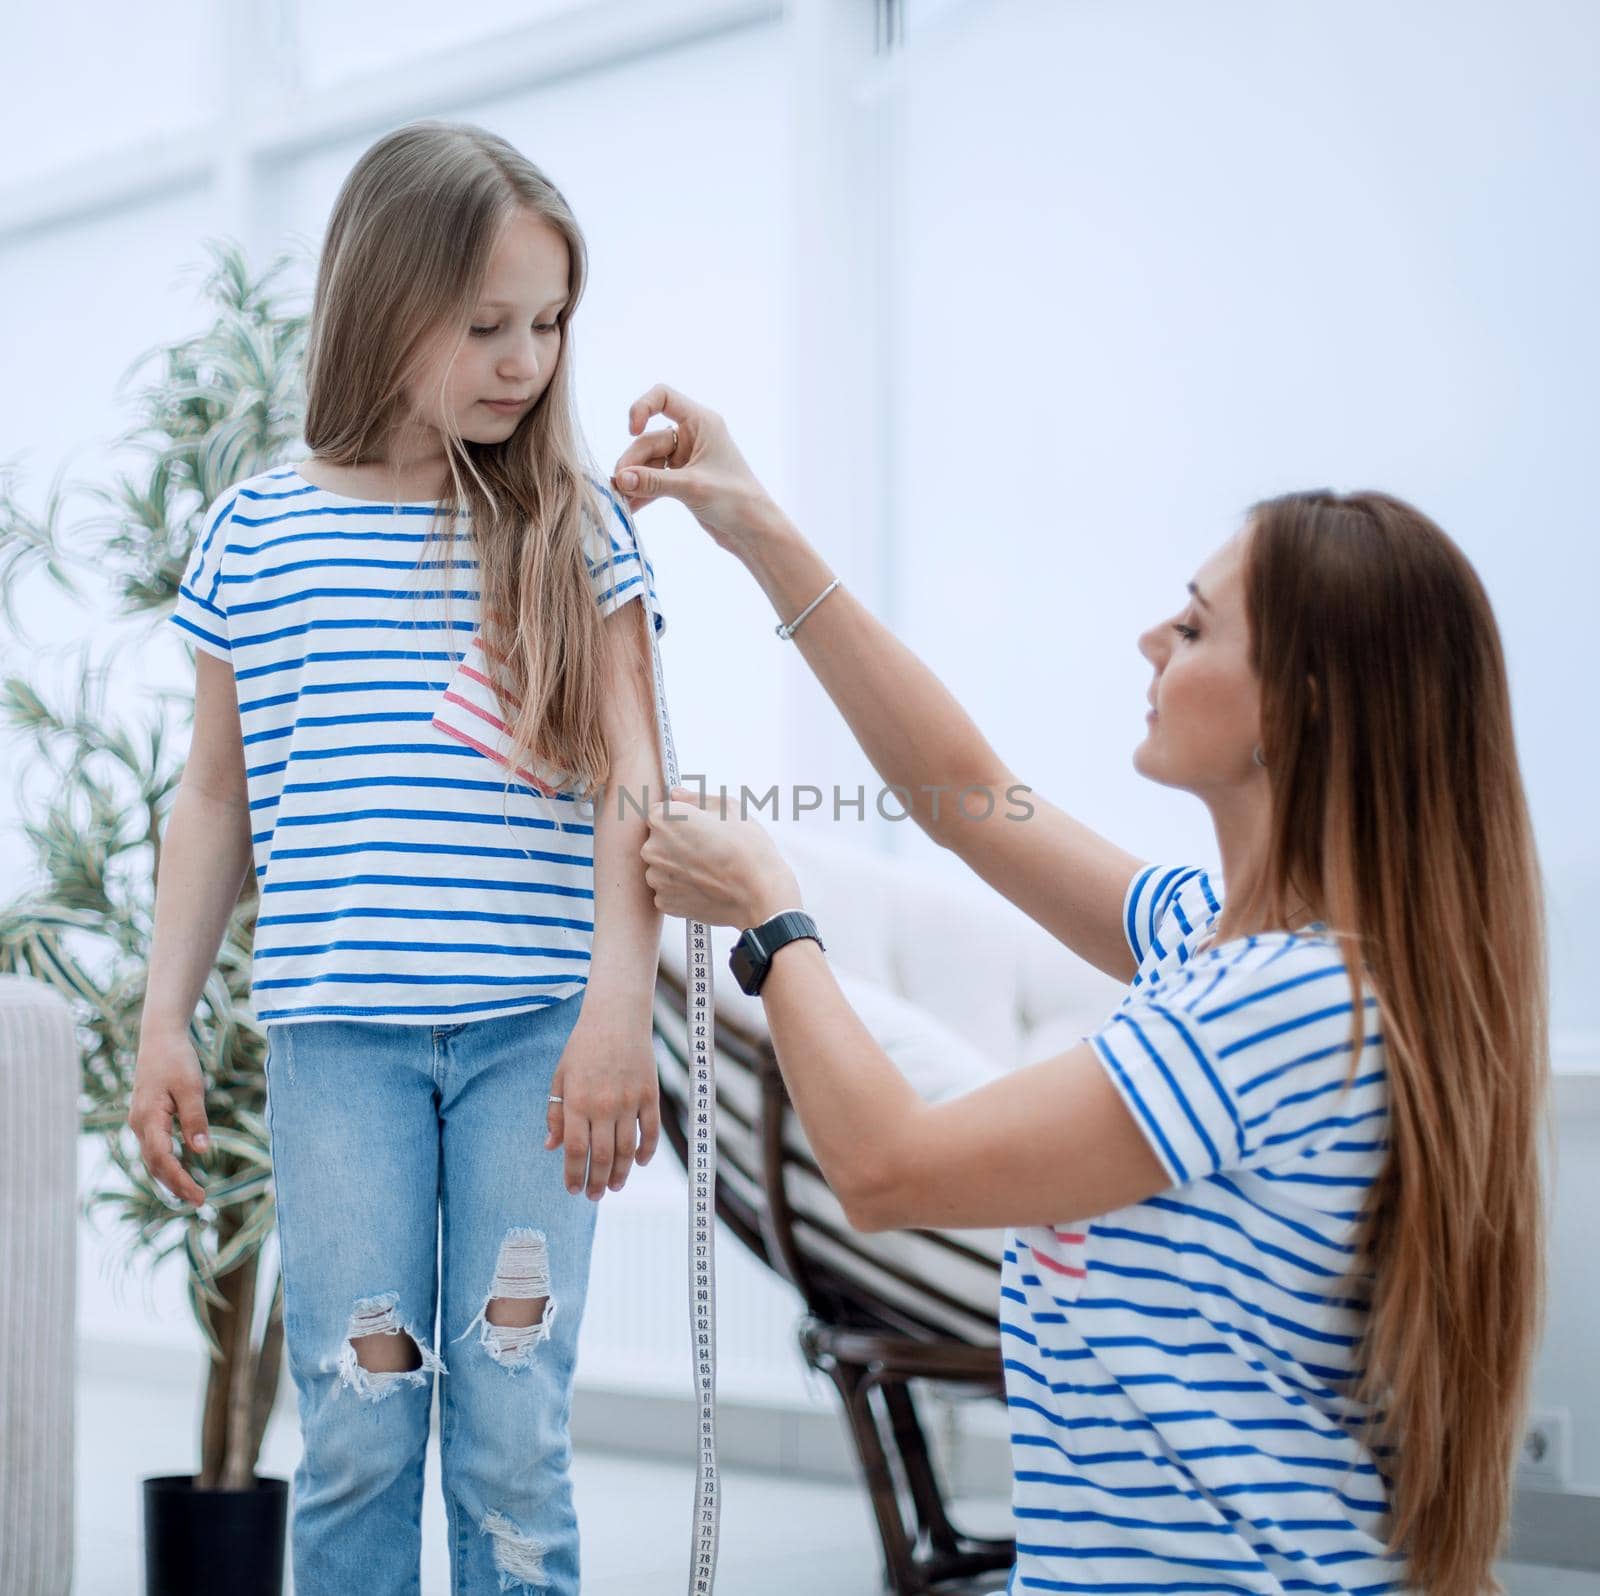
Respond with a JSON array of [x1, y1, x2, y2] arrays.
[[142, 1473, 288, 1596]]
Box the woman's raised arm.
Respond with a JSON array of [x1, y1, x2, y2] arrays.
[[614, 384, 1147, 983]]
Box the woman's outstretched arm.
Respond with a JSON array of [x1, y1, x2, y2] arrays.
[[615, 384, 1146, 984], [761, 937, 1168, 1232], [641, 787, 1166, 1231], [731, 527, 1149, 985]]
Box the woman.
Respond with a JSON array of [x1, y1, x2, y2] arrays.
[[613, 385, 1547, 1595]]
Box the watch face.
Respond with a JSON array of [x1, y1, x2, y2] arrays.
[[729, 937, 759, 993]]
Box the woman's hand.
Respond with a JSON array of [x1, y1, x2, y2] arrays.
[[611, 384, 791, 553], [545, 1007, 661, 1201], [640, 784, 802, 929], [128, 1029, 211, 1209]]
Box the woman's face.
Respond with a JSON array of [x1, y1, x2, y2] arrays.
[[1133, 523, 1265, 795], [408, 208, 572, 445]]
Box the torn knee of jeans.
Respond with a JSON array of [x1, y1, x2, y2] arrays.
[[330, 1289, 447, 1402], [481, 1507, 549, 1592], [449, 1227, 556, 1369]]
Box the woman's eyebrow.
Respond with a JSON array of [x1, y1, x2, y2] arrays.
[[1186, 580, 1212, 610]]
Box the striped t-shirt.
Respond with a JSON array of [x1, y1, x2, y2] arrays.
[[1001, 864, 1403, 1594], [167, 462, 664, 1026]]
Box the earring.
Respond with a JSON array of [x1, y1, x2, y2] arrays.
[[1253, 745, 1267, 768]]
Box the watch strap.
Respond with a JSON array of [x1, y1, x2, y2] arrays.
[[731, 909, 824, 994], [745, 909, 822, 960]]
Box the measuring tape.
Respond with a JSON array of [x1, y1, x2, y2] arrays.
[[630, 510, 721, 1594]]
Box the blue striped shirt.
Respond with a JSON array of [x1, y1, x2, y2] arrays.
[[1002, 864, 1403, 1594], [168, 463, 664, 1025]]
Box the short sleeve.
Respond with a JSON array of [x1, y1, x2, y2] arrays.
[[1088, 942, 1386, 1188], [1121, 862, 1219, 966], [584, 482, 666, 638], [169, 492, 235, 662]]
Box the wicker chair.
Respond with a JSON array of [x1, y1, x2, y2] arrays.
[[652, 829, 1127, 1595]]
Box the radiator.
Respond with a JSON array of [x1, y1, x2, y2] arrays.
[[0, 974, 77, 1596]]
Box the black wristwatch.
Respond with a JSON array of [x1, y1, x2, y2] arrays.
[[728, 910, 825, 996]]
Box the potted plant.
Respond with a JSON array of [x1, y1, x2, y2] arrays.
[[0, 238, 311, 1596]]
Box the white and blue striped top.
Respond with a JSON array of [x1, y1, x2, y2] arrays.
[[1001, 863, 1403, 1594], [167, 463, 664, 1026]]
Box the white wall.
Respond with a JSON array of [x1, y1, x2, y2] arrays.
[[0, 4, 214, 184], [884, 0, 1598, 1052], [0, 183, 228, 897]]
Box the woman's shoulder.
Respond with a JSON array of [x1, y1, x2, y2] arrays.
[[1096, 918, 1385, 1189], [1128, 927, 1378, 1088], [1123, 861, 1222, 969], [1173, 929, 1357, 1007], [1124, 861, 1353, 980], [1121, 863, 1373, 1052]]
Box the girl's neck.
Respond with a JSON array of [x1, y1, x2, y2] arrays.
[[300, 455, 449, 502], [308, 414, 453, 500]]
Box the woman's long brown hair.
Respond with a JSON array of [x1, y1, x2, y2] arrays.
[[302, 118, 626, 834], [1239, 490, 1548, 1593]]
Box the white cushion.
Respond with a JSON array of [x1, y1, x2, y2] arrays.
[[835, 973, 1009, 1102], [658, 914, 1005, 1104]]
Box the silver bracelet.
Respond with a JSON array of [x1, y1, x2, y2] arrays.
[[775, 577, 840, 641]]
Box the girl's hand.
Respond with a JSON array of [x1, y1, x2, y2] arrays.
[[128, 1030, 211, 1209], [611, 384, 791, 553], [641, 784, 803, 930], [545, 1008, 661, 1200]]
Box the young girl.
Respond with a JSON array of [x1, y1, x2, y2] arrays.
[[618, 387, 1548, 1595], [132, 120, 668, 1595]]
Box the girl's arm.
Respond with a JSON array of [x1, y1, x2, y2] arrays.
[[614, 385, 1147, 985], [130, 649, 255, 1207], [544, 598, 666, 1199]]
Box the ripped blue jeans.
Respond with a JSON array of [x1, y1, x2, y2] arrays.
[[264, 990, 597, 1596]]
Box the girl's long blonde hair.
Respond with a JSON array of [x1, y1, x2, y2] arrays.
[[1239, 490, 1548, 1594], [302, 117, 626, 820]]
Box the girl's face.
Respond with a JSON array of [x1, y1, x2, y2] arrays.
[[409, 208, 572, 445], [1133, 524, 1266, 795]]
